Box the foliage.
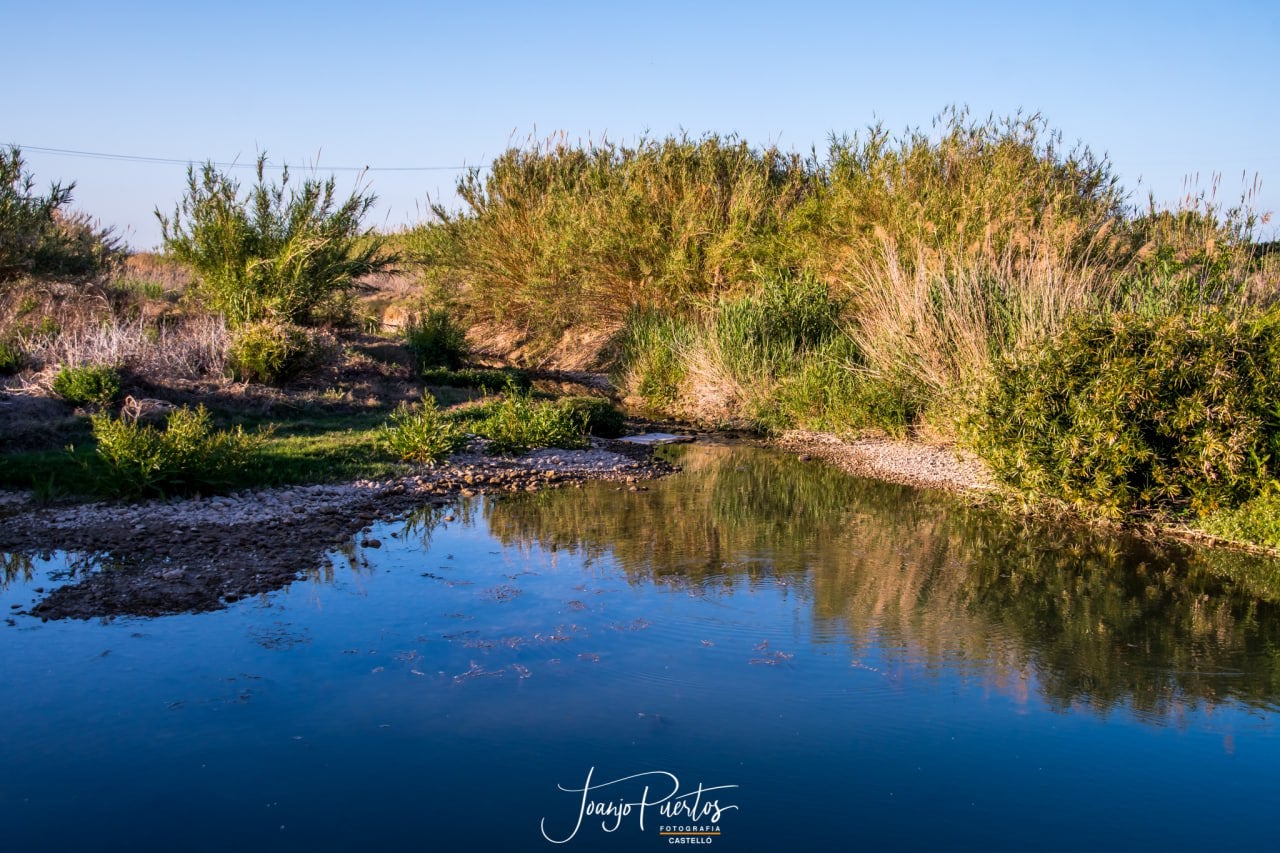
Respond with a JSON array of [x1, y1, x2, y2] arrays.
[[972, 310, 1280, 517], [90, 404, 266, 497], [421, 133, 811, 348], [157, 155, 393, 326], [52, 364, 121, 406], [405, 309, 468, 370], [1201, 490, 1280, 550], [420, 365, 531, 393], [461, 387, 590, 453], [0, 146, 122, 282], [0, 338, 22, 374], [557, 396, 626, 438], [616, 309, 694, 410], [378, 399, 467, 464], [227, 321, 318, 384]]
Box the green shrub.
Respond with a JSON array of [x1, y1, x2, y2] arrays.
[[52, 364, 121, 406], [712, 274, 843, 382], [378, 399, 467, 464], [1, 146, 123, 283], [91, 405, 266, 497], [972, 310, 1280, 517], [765, 337, 919, 437], [617, 310, 694, 408], [1201, 490, 1280, 550], [557, 396, 626, 438], [157, 155, 393, 326], [0, 339, 22, 374], [463, 388, 590, 453], [405, 309, 468, 370], [227, 321, 318, 384], [420, 365, 531, 393]]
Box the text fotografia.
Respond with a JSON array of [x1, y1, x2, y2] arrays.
[[540, 767, 738, 845]]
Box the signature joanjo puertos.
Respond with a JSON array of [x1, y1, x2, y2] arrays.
[[540, 767, 739, 845]]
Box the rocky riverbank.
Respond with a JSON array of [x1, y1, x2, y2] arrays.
[[0, 440, 672, 620]]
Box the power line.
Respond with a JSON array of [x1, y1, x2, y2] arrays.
[[8, 143, 472, 173]]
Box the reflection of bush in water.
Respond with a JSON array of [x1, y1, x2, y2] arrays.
[[483, 444, 1280, 716], [2, 551, 34, 589]]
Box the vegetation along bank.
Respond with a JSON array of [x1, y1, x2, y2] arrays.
[[3, 108, 1280, 604]]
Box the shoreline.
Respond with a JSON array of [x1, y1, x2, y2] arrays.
[[1, 440, 673, 621], [5, 427, 1279, 622]]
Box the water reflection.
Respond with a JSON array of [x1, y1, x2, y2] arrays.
[[483, 443, 1280, 717]]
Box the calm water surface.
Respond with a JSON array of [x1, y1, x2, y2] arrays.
[[3, 443, 1280, 851]]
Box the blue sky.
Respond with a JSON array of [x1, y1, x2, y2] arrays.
[[8, 0, 1278, 248]]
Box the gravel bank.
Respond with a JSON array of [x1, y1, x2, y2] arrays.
[[0, 441, 672, 620], [775, 430, 995, 494]]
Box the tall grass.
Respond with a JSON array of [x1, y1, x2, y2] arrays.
[[421, 133, 810, 350]]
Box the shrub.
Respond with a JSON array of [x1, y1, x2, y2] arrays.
[[422, 133, 810, 348], [0, 339, 22, 374], [91, 405, 266, 497], [557, 396, 626, 438], [52, 364, 121, 406], [972, 310, 1280, 517], [378, 399, 467, 464], [227, 321, 318, 384], [616, 310, 694, 409], [405, 309, 468, 370], [420, 365, 531, 393], [464, 388, 590, 453], [157, 155, 394, 326], [1, 147, 123, 283]]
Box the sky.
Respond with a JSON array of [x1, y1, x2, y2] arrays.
[[7, 0, 1278, 249]]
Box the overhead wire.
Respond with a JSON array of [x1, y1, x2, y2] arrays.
[[7, 143, 471, 173]]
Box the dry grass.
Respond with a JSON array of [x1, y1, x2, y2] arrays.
[[847, 235, 1109, 410], [22, 313, 228, 380]]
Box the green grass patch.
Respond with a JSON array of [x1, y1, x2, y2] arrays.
[[420, 365, 532, 393]]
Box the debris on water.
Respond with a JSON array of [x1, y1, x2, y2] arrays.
[[453, 661, 504, 682], [700, 640, 715, 647], [512, 664, 531, 679], [578, 652, 601, 663], [482, 584, 522, 602], [618, 432, 695, 446]]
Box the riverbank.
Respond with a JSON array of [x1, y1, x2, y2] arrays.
[[0, 440, 672, 620]]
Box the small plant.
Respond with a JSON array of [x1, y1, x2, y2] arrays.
[[466, 387, 590, 453], [420, 365, 531, 393], [0, 339, 22, 374], [90, 404, 266, 497], [378, 399, 467, 464], [227, 321, 318, 384], [157, 154, 393, 326], [405, 310, 468, 371], [52, 364, 121, 406]]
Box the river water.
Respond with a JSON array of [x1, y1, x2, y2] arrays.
[[3, 443, 1279, 850]]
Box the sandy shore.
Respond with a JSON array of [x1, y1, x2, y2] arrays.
[[774, 430, 996, 495]]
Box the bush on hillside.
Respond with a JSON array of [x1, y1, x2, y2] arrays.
[[157, 155, 393, 326]]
